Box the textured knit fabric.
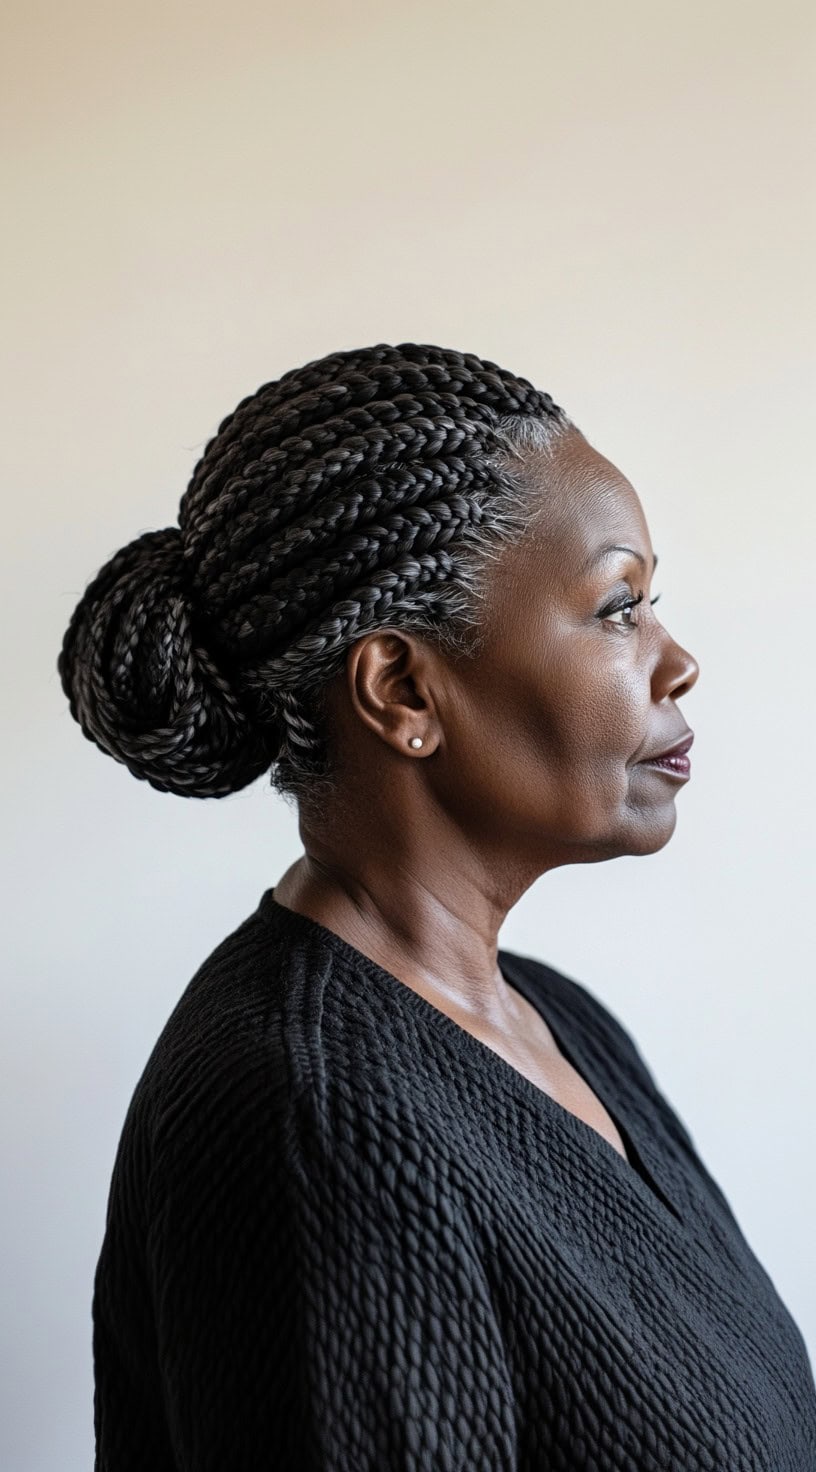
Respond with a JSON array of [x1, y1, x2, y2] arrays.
[[93, 886, 816, 1470]]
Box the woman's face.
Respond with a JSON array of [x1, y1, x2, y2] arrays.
[[435, 427, 700, 865]]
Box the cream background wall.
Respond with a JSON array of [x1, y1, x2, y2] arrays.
[[3, 1, 814, 1466]]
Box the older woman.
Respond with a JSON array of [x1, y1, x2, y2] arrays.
[[60, 343, 816, 1469]]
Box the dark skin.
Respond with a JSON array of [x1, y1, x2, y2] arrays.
[[275, 426, 699, 1158]]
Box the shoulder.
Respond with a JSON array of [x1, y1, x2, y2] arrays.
[[124, 908, 287, 1128], [102, 907, 472, 1294], [109, 902, 415, 1214]]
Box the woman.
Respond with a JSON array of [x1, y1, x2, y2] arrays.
[[59, 343, 816, 1469]]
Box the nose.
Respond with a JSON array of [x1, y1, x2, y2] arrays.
[[654, 629, 699, 702]]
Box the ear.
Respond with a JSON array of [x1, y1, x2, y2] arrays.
[[343, 630, 439, 756]]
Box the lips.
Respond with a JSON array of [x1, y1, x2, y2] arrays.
[[639, 731, 694, 778]]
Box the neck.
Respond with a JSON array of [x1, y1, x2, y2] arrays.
[[272, 851, 532, 1036]]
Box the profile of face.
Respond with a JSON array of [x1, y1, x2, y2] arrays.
[[329, 426, 686, 883], [425, 426, 699, 867], [325, 424, 700, 882]]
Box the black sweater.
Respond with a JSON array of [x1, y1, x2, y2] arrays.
[[92, 887, 816, 1469]]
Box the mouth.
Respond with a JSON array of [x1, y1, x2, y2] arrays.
[[637, 732, 694, 780]]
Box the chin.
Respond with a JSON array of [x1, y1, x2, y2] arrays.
[[567, 805, 679, 864], [621, 804, 678, 858]]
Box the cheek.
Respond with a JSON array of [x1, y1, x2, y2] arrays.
[[446, 636, 652, 838], [526, 654, 654, 840], [535, 651, 648, 769]]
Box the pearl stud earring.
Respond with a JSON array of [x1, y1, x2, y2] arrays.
[[409, 737, 423, 749]]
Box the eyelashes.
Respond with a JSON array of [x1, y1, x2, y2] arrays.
[[598, 591, 661, 627]]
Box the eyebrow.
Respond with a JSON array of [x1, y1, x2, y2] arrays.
[[587, 544, 659, 575]]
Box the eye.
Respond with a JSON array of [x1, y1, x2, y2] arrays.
[[600, 591, 644, 627], [606, 603, 638, 626]]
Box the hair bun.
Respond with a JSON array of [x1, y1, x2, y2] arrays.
[[57, 525, 277, 797]]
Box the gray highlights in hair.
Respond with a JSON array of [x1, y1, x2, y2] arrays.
[[57, 342, 574, 817]]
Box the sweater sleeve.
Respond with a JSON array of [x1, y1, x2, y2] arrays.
[[143, 1036, 519, 1472]]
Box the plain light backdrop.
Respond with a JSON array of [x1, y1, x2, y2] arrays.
[[3, 2, 814, 1467]]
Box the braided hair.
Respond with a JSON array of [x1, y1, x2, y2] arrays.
[[57, 342, 574, 818]]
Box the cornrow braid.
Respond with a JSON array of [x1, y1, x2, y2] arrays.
[[57, 342, 574, 814]]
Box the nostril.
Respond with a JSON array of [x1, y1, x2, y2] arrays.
[[660, 640, 699, 701], [677, 659, 700, 697]]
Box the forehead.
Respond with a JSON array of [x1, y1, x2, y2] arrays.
[[518, 430, 651, 571]]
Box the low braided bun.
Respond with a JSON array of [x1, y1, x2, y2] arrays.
[[57, 526, 278, 797], [57, 342, 573, 809]]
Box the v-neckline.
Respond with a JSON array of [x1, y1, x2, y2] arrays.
[[499, 953, 684, 1226], [260, 888, 685, 1228]]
